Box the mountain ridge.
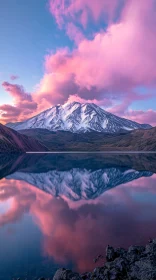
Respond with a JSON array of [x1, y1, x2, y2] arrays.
[[6, 102, 151, 133], [0, 123, 48, 152], [19, 126, 156, 151]]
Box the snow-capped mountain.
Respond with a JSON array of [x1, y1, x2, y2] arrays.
[[7, 168, 152, 201], [6, 102, 151, 133]]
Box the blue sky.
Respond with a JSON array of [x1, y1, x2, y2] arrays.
[[0, 0, 73, 104], [0, 0, 156, 125]]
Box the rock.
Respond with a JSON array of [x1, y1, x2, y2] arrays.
[[113, 257, 128, 273], [146, 242, 156, 254], [81, 274, 88, 279], [106, 245, 116, 262], [94, 254, 104, 263], [53, 268, 81, 280], [127, 245, 145, 264], [128, 258, 156, 280], [114, 247, 127, 258], [108, 267, 120, 280], [128, 245, 145, 255], [91, 239, 156, 279]]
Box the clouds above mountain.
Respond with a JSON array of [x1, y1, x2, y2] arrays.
[[49, 0, 123, 28], [125, 110, 156, 127], [42, 0, 156, 96], [36, 0, 156, 109], [0, 82, 37, 123], [0, 0, 156, 124]]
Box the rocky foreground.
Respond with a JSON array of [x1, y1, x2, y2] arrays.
[[14, 239, 156, 280], [53, 239, 156, 280]]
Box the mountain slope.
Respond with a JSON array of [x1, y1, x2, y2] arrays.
[[0, 123, 48, 152], [101, 127, 156, 151], [7, 168, 152, 201], [19, 127, 156, 151], [7, 102, 151, 133]]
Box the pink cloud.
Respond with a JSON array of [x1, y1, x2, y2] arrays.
[[34, 0, 156, 116], [10, 75, 19, 81], [66, 23, 85, 44], [1, 0, 156, 125], [49, 0, 122, 28], [0, 105, 21, 121], [0, 82, 37, 123], [124, 109, 156, 127], [67, 94, 112, 107], [108, 91, 153, 116]]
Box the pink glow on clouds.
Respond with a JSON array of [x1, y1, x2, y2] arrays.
[[34, 0, 156, 115], [66, 23, 85, 44], [0, 0, 156, 125], [125, 109, 156, 127], [0, 82, 37, 123], [1, 174, 156, 272], [67, 94, 112, 107], [49, 0, 121, 28], [51, 0, 156, 90]]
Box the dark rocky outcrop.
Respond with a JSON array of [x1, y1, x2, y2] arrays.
[[53, 268, 81, 280], [53, 239, 156, 280]]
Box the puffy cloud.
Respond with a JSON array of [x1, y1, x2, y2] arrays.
[[34, 0, 156, 117], [1, 0, 156, 125], [67, 94, 112, 107], [0, 82, 37, 123]]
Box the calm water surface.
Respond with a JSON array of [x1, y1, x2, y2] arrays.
[[0, 153, 156, 280]]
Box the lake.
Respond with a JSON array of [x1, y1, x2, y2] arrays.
[[0, 153, 156, 280]]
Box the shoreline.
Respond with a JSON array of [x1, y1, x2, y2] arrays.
[[53, 238, 156, 280], [26, 151, 156, 154], [13, 238, 156, 280]]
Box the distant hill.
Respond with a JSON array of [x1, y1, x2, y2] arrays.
[[102, 127, 156, 151], [19, 127, 156, 151], [0, 123, 48, 152]]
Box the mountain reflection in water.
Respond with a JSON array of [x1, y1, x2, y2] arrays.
[[0, 153, 156, 280]]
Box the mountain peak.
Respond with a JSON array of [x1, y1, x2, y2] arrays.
[[6, 102, 152, 133]]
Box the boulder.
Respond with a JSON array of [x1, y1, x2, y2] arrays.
[[53, 268, 81, 280], [106, 245, 116, 262], [52, 239, 156, 280]]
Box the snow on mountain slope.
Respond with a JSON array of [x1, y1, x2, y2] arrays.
[[6, 102, 151, 133], [7, 168, 152, 201]]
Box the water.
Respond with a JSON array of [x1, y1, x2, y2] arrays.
[[0, 153, 156, 280]]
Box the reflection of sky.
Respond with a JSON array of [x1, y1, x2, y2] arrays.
[[131, 192, 156, 204], [0, 214, 48, 280], [0, 197, 13, 214], [0, 173, 156, 278]]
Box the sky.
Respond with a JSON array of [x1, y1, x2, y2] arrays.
[[1, 175, 156, 273], [0, 0, 156, 125]]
